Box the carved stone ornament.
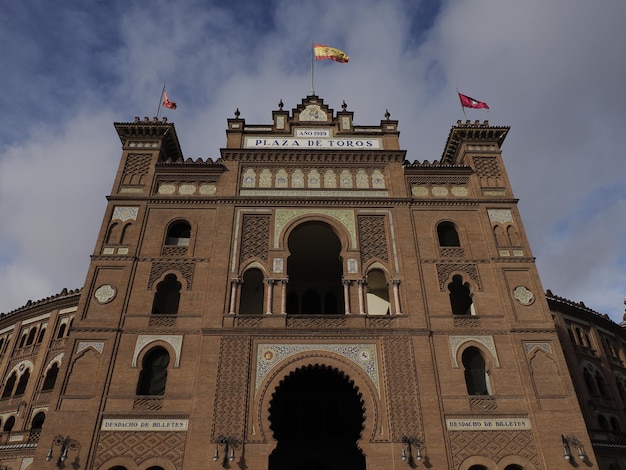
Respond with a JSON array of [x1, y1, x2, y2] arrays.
[[513, 285, 534, 305], [94, 284, 116, 304], [299, 104, 328, 122]]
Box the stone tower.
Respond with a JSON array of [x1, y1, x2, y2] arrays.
[[35, 96, 595, 469]]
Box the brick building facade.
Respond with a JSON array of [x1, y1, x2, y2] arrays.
[[0, 95, 606, 469]]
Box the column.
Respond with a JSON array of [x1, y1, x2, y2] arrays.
[[265, 279, 275, 315], [392, 279, 402, 315], [342, 278, 351, 315], [358, 279, 366, 315], [228, 278, 241, 315], [280, 278, 288, 315]]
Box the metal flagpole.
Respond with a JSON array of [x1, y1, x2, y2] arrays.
[[156, 83, 166, 119], [456, 88, 467, 120], [311, 43, 315, 95]]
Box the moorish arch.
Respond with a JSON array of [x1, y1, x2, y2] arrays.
[[255, 352, 384, 468], [267, 364, 367, 470]]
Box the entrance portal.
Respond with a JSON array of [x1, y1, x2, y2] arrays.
[[268, 365, 366, 470]]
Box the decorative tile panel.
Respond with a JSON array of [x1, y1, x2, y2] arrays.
[[274, 209, 356, 248], [449, 336, 499, 367], [255, 343, 379, 395]]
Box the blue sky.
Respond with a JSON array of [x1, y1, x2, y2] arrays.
[[1, 0, 625, 323]]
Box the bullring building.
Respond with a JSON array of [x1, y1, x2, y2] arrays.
[[0, 95, 603, 469]]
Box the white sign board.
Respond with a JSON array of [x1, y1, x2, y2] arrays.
[[101, 418, 188, 432], [446, 418, 531, 431]]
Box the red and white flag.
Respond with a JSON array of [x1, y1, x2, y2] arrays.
[[163, 91, 177, 109], [458, 92, 489, 109]]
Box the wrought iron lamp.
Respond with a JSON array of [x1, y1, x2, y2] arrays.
[[401, 436, 425, 465], [213, 435, 238, 467], [46, 435, 80, 466], [561, 434, 586, 462]]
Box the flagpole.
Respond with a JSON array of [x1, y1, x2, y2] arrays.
[[156, 83, 166, 119], [456, 88, 467, 120], [311, 43, 315, 95]]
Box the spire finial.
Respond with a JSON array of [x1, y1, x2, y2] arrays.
[[278, 99, 284, 110], [234, 108, 240, 118], [342, 100, 347, 110], [384, 109, 390, 120]]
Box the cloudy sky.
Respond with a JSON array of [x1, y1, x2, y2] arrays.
[[1, 0, 625, 322]]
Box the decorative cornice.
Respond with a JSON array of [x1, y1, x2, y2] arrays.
[[0, 288, 82, 317], [219, 149, 406, 163]]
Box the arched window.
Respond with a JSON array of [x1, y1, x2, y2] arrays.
[[437, 222, 460, 247], [2, 372, 17, 398], [583, 368, 596, 395], [462, 347, 489, 395], [152, 274, 182, 315], [448, 275, 473, 315], [26, 328, 37, 346], [616, 376, 626, 402], [19, 333, 27, 348], [136, 347, 170, 396], [31, 411, 45, 430], [598, 414, 609, 430], [3, 416, 15, 432], [610, 417, 622, 432], [239, 268, 264, 315], [146, 467, 166, 470], [365, 269, 391, 315], [468, 466, 488, 470], [165, 221, 191, 246], [42, 363, 60, 391], [108, 467, 129, 470], [56, 324, 67, 339], [504, 466, 523, 470], [15, 369, 31, 396], [37, 327, 46, 344], [596, 371, 609, 397]]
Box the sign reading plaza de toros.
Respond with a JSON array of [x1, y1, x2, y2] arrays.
[[243, 128, 383, 150]]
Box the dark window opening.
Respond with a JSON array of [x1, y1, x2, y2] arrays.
[[2, 372, 17, 398], [3, 416, 15, 432], [136, 347, 170, 396], [448, 275, 473, 315], [583, 369, 596, 395], [31, 411, 45, 430], [437, 222, 460, 247], [239, 268, 264, 315], [19, 333, 27, 348], [599, 415, 609, 430], [463, 347, 489, 395], [286, 222, 344, 315], [152, 274, 182, 315], [26, 328, 37, 346], [610, 417, 622, 432], [596, 371, 609, 397], [37, 327, 46, 344], [42, 363, 59, 391], [15, 369, 30, 396], [165, 221, 191, 246], [56, 324, 67, 339], [468, 466, 488, 470]]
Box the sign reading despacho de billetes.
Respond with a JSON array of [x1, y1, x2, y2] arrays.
[[101, 418, 188, 431], [446, 418, 531, 431]]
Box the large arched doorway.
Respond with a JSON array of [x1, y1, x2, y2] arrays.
[[268, 365, 366, 470], [286, 222, 344, 315]]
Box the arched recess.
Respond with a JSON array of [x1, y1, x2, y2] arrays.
[[364, 263, 391, 315], [140, 456, 177, 470], [256, 354, 382, 452], [452, 338, 499, 369], [267, 364, 367, 470], [132, 338, 181, 369], [96, 456, 137, 470], [497, 454, 538, 470], [239, 263, 267, 315], [284, 220, 347, 315], [151, 273, 182, 315], [458, 455, 496, 470], [164, 220, 191, 246], [437, 221, 461, 247]]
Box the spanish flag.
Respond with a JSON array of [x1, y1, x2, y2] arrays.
[[313, 44, 349, 63]]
